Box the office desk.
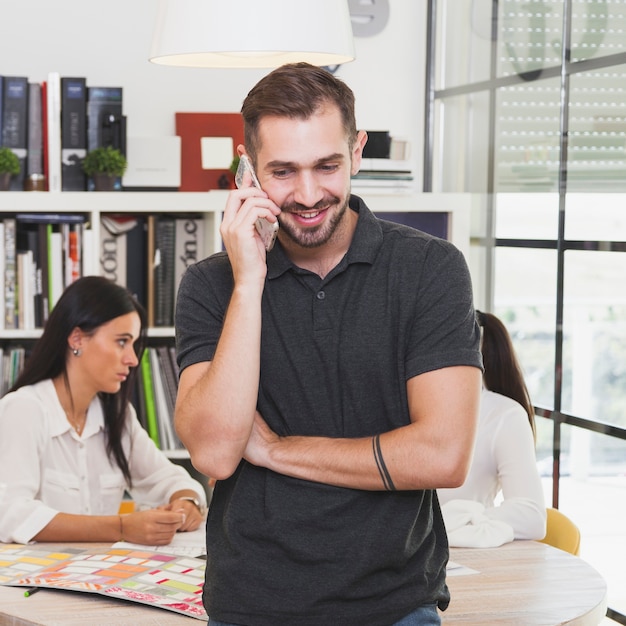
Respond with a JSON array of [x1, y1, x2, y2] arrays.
[[444, 541, 608, 625], [0, 541, 607, 625]]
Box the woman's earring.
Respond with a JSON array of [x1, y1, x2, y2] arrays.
[[72, 348, 81, 357]]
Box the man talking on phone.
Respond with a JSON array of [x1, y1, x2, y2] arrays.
[[175, 63, 483, 626]]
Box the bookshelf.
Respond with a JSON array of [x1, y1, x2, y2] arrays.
[[0, 188, 471, 455], [0, 188, 472, 336]]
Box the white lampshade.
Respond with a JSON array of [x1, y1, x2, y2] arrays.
[[150, 0, 355, 69]]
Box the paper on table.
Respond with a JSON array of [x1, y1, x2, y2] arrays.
[[446, 560, 479, 576], [113, 526, 206, 557]]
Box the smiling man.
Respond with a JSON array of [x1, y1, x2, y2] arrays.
[[174, 63, 483, 626]]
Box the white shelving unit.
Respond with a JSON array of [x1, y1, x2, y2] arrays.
[[0, 190, 229, 339], [0, 189, 472, 341]]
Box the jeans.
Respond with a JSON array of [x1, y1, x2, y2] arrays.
[[209, 603, 441, 626]]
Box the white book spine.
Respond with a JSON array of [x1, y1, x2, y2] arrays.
[[46, 72, 62, 193]]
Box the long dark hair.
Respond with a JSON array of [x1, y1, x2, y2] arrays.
[[10, 276, 147, 484], [476, 310, 536, 440]]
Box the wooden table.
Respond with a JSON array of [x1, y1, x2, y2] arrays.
[[443, 541, 608, 625], [0, 541, 607, 625]]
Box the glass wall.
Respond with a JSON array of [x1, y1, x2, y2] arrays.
[[428, 0, 626, 621]]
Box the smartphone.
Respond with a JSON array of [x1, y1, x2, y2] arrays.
[[234, 155, 279, 252]]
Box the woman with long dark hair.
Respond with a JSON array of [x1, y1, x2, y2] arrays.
[[0, 276, 206, 545], [438, 311, 546, 546]]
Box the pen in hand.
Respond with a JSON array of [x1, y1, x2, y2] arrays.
[[24, 587, 40, 597]]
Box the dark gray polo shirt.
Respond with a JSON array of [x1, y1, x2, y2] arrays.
[[176, 195, 482, 626]]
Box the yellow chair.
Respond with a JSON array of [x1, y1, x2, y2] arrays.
[[539, 508, 581, 556]]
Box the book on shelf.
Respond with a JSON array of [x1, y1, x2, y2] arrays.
[[16, 222, 44, 328], [46, 72, 62, 192], [40, 79, 48, 188], [14, 213, 87, 316], [140, 349, 160, 447], [0, 76, 3, 147], [99, 214, 147, 308], [16, 250, 35, 330], [26, 81, 44, 179], [66, 223, 82, 285], [133, 355, 148, 431], [61, 76, 87, 191], [174, 215, 206, 306], [149, 346, 181, 451], [0, 347, 25, 395], [126, 215, 147, 308], [0, 543, 207, 621], [146, 215, 156, 327], [3, 218, 17, 330], [358, 158, 415, 174], [99, 214, 131, 287], [48, 225, 64, 312], [0, 223, 4, 331], [1, 76, 29, 191], [156, 344, 178, 414], [154, 216, 176, 327], [87, 86, 124, 151], [86, 86, 125, 191]]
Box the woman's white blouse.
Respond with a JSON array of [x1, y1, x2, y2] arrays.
[[438, 389, 546, 541], [0, 379, 206, 543]]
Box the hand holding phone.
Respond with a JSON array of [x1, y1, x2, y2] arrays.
[[235, 155, 279, 252]]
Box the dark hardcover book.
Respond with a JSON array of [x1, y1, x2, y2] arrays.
[[156, 345, 178, 418], [15, 213, 86, 224], [125, 215, 147, 308], [86, 86, 123, 151], [1, 76, 29, 190], [146, 215, 156, 327], [40, 80, 48, 189], [61, 77, 87, 191], [16, 221, 45, 328], [26, 82, 44, 178], [86, 86, 124, 191], [154, 216, 176, 327]]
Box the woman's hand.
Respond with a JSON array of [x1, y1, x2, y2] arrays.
[[120, 508, 188, 545], [161, 497, 205, 532]]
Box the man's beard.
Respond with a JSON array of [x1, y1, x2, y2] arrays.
[[279, 194, 349, 249]]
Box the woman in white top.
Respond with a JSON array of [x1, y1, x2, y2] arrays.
[[0, 276, 207, 545], [438, 311, 546, 547]]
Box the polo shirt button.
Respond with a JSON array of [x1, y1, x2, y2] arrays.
[[316, 291, 326, 300]]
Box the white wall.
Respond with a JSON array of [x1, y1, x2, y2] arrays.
[[0, 0, 427, 187]]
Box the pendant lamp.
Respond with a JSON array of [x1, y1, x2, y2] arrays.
[[149, 0, 355, 69]]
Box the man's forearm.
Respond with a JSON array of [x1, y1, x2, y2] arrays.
[[176, 285, 263, 479]]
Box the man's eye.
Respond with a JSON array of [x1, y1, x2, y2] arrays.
[[319, 164, 339, 173]]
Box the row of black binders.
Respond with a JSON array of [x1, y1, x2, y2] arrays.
[[0, 73, 125, 192]]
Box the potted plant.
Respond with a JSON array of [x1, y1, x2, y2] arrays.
[[0, 147, 21, 191], [82, 145, 128, 191]]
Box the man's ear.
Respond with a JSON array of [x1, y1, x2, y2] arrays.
[[351, 130, 368, 176]]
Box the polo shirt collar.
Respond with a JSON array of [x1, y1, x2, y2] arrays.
[[266, 194, 383, 280]]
